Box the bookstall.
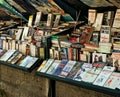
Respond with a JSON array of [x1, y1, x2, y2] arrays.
[[1, 0, 120, 97]]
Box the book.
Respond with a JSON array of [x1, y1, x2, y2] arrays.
[[59, 60, 76, 78], [15, 29, 23, 40], [46, 13, 54, 27], [46, 60, 61, 74], [73, 63, 92, 81], [30, 43, 36, 56], [112, 9, 120, 28], [93, 13, 104, 31], [11, 40, 16, 50], [34, 12, 42, 27], [40, 59, 54, 73], [104, 72, 120, 89], [19, 56, 38, 68], [21, 27, 29, 41], [53, 59, 68, 76], [28, 15, 33, 27], [7, 51, 20, 63], [93, 66, 116, 86], [0, 50, 16, 61], [37, 60, 47, 72], [10, 53, 23, 64], [82, 62, 106, 83], [112, 53, 120, 71], [100, 25, 111, 42], [67, 62, 83, 79], [0, 49, 6, 57], [92, 53, 107, 63], [53, 14, 61, 28], [88, 9, 96, 24]]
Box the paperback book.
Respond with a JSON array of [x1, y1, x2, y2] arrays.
[[59, 60, 76, 78]]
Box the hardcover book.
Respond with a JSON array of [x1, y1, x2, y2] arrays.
[[104, 72, 120, 89], [73, 63, 92, 81], [53, 14, 61, 28], [46, 13, 54, 27], [15, 29, 23, 40], [46, 60, 61, 74], [59, 60, 76, 78], [93, 66, 116, 86], [67, 62, 83, 79], [21, 27, 29, 41], [40, 59, 54, 73]]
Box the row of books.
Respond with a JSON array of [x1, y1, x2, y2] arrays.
[[0, 49, 39, 69], [37, 59, 120, 90]]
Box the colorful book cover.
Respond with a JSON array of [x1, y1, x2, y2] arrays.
[[53, 59, 68, 76], [46, 60, 61, 74], [67, 62, 83, 79], [93, 66, 116, 86], [73, 63, 92, 81], [104, 72, 120, 89]]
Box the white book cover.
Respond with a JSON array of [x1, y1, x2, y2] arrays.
[[28, 15, 33, 27], [15, 29, 23, 40], [46, 60, 61, 74], [5, 42, 8, 50], [88, 9, 96, 24], [25, 56, 38, 68], [7, 51, 19, 62], [47, 13, 54, 27], [34, 12, 42, 27], [21, 27, 29, 41], [113, 9, 120, 28], [59, 60, 76, 78], [40, 59, 54, 73], [100, 25, 111, 42], [104, 72, 120, 89], [0, 50, 16, 61], [11, 40, 16, 50], [53, 14, 61, 27], [73, 63, 92, 81], [30, 43, 36, 56], [2, 39, 6, 50], [93, 13, 104, 31], [93, 66, 115, 86]]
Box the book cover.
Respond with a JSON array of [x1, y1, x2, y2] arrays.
[[104, 72, 120, 89], [67, 62, 83, 79], [46, 13, 54, 27], [15, 29, 23, 40], [53, 59, 68, 76], [0, 49, 6, 57], [93, 13, 104, 31], [7, 51, 19, 63], [10, 53, 23, 64], [28, 15, 33, 27], [73, 63, 92, 81], [46, 60, 61, 74], [21, 27, 29, 41], [112, 9, 120, 28], [37, 60, 47, 72], [112, 53, 120, 71], [34, 12, 42, 27], [59, 60, 77, 78], [100, 25, 111, 42], [88, 9, 96, 24], [53, 14, 61, 28], [93, 66, 116, 86], [82, 62, 106, 83], [0, 50, 16, 61], [92, 53, 107, 63], [11, 40, 16, 50], [40, 59, 54, 73]]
